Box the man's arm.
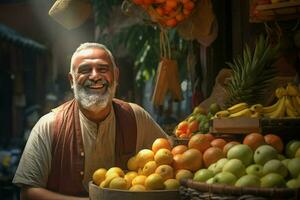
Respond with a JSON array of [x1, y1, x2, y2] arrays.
[[21, 187, 88, 200]]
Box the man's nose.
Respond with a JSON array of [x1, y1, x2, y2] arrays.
[[89, 68, 101, 80]]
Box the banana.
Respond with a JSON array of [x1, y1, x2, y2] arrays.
[[251, 112, 262, 118], [286, 83, 300, 96], [227, 102, 249, 114], [215, 110, 230, 118], [291, 96, 300, 114], [275, 87, 287, 98], [261, 99, 281, 113], [250, 104, 263, 113], [285, 96, 299, 117], [228, 108, 252, 118], [263, 98, 286, 118]]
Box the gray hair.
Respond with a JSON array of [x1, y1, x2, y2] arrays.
[[70, 43, 117, 74]]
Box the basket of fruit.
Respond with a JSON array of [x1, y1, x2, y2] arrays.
[[177, 132, 300, 200]]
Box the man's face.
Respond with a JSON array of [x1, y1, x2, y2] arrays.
[[69, 48, 119, 112]]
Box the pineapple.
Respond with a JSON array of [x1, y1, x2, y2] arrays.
[[224, 35, 279, 108]]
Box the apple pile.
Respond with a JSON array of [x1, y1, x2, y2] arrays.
[[192, 133, 300, 189], [174, 103, 220, 138], [131, 0, 198, 27]]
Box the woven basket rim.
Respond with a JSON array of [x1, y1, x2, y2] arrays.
[[180, 179, 299, 198]]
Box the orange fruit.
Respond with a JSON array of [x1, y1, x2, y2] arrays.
[[145, 174, 165, 190], [243, 133, 265, 151], [173, 148, 202, 172], [205, 133, 215, 142], [175, 169, 193, 181], [154, 148, 174, 165], [211, 138, 227, 149], [179, 133, 191, 138], [171, 145, 188, 156], [223, 141, 240, 156], [152, 138, 172, 153], [129, 184, 146, 191], [188, 133, 211, 153], [165, 18, 178, 27], [155, 164, 174, 181], [142, 161, 158, 176], [184, 1, 195, 10], [177, 121, 189, 134], [203, 147, 225, 168], [132, 175, 147, 186], [264, 134, 284, 153], [188, 120, 199, 134], [136, 149, 155, 168], [127, 156, 138, 171]]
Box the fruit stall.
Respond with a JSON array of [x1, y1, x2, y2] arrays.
[[48, 0, 300, 199]]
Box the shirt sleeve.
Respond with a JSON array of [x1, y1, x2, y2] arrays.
[[129, 103, 170, 152], [12, 112, 54, 188]]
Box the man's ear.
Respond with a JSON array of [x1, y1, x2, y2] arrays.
[[68, 73, 74, 89], [114, 67, 119, 83]]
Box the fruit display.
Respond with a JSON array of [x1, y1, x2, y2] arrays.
[[191, 132, 300, 189], [92, 132, 300, 192], [131, 0, 198, 27], [214, 83, 300, 119], [173, 103, 220, 138]]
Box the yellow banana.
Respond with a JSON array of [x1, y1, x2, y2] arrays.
[[291, 96, 300, 114], [227, 102, 249, 114], [250, 104, 263, 113], [285, 96, 299, 117], [275, 87, 287, 98], [228, 108, 252, 118], [214, 110, 230, 118], [251, 112, 262, 118], [263, 98, 286, 118], [261, 99, 281, 113], [286, 83, 300, 96]]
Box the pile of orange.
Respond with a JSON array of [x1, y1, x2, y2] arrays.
[[132, 0, 197, 27]]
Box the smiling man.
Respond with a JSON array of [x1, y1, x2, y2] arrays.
[[13, 43, 168, 200]]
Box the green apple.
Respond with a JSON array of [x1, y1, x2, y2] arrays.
[[254, 145, 278, 165], [281, 159, 291, 169], [214, 158, 229, 173], [287, 158, 300, 178], [193, 169, 214, 182], [246, 164, 264, 177], [260, 173, 285, 188], [213, 172, 237, 185], [222, 159, 245, 178], [286, 178, 300, 188], [208, 158, 228, 175], [235, 174, 261, 187], [285, 140, 300, 158], [277, 154, 286, 161], [263, 159, 288, 178], [206, 177, 216, 184], [227, 144, 253, 166], [295, 147, 300, 158]]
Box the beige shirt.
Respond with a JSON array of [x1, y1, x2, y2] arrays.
[[13, 103, 168, 190]]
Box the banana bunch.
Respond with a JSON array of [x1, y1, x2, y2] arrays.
[[214, 102, 263, 118], [262, 83, 300, 118]]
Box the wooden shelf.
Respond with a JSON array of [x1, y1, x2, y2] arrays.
[[250, 1, 300, 23]]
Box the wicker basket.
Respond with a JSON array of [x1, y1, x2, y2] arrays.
[[179, 179, 299, 200]]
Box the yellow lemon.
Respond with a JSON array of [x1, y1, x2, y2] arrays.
[[142, 161, 158, 176], [92, 168, 107, 186], [132, 175, 147, 186], [164, 179, 180, 190], [155, 165, 174, 181], [109, 177, 128, 190], [106, 167, 124, 177], [129, 184, 146, 191], [145, 173, 165, 190]]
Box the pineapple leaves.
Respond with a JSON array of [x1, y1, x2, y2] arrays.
[[225, 35, 279, 107]]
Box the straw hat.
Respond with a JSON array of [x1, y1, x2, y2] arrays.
[[48, 0, 92, 30]]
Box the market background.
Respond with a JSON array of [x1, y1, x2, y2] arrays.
[[0, 0, 299, 199]]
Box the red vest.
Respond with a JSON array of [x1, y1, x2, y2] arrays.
[[46, 99, 137, 196]]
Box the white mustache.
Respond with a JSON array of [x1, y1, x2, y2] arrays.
[[84, 79, 109, 87]]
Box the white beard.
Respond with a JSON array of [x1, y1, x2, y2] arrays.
[[73, 79, 117, 112]]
